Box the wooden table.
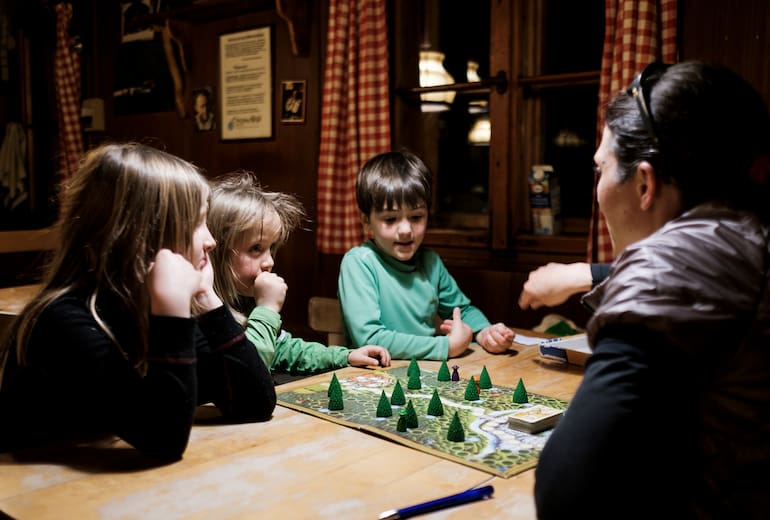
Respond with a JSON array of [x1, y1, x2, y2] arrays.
[[0, 333, 583, 519]]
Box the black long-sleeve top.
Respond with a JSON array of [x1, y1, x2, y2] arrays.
[[0, 291, 276, 460]]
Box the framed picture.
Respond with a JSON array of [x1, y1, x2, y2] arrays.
[[219, 26, 273, 140], [192, 86, 215, 132], [280, 80, 306, 123]]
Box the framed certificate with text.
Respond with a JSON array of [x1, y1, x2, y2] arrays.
[[219, 26, 273, 140]]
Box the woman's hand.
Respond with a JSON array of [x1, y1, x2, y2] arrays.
[[519, 262, 593, 310]]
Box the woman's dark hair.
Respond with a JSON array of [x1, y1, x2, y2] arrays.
[[356, 150, 432, 215], [606, 61, 770, 223]]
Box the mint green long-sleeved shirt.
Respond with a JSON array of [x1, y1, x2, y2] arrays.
[[244, 306, 350, 375], [338, 240, 491, 360]]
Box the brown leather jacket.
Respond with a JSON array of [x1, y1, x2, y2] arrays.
[[584, 203, 770, 518]]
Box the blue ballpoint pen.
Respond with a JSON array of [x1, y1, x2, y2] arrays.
[[378, 485, 494, 520]]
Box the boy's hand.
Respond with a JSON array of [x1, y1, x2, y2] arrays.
[[446, 307, 472, 358], [252, 272, 287, 313], [476, 323, 515, 353], [348, 345, 391, 367]]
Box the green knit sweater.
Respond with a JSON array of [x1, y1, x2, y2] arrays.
[[244, 306, 350, 375], [338, 240, 491, 360]]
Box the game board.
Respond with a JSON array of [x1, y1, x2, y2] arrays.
[[277, 365, 569, 478]]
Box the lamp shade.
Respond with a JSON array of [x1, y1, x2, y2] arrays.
[[468, 115, 490, 145], [419, 50, 455, 111]]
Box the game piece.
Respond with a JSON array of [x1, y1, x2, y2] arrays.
[[376, 390, 393, 417], [328, 373, 341, 397], [464, 376, 480, 401], [437, 361, 451, 381], [507, 404, 563, 434], [328, 385, 344, 410], [390, 379, 406, 405], [427, 388, 444, 416], [447, 412, 465, 442], [512, 378, 528, 404], [396, 410, 408, 432], [451, 364, 460, 381], [407, 366, 422, 389], [407, 357, 420, 378], [478, 366, 492, 389], [405, 400, 418, 428]]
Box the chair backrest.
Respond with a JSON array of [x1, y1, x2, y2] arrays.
[[308, 296, 346, 347], [0, 227, 57, 254], [0, 227, 55, 338]]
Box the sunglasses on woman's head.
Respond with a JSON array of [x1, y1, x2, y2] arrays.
[[626, 62, 671, 145]]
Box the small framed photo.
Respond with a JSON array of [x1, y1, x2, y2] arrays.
[[192, 86, 215, 132], [280, 80, 306, 124]]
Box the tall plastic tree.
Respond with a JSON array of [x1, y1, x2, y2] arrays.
[[407, 357, 420, 378], [437, 360, 451, 381], [405, 400, 419, 428], [328, 381, 344, 410], [464, 376, 480, 401], [376, 390, 393, 417], [390, 379, 406, 405], [427, 388, 444, 416], [407, 365, 422, 390], [478, 366, 492, 389], [328, 373, 341, 397], [513, 378, 529, 404], [447, 412, 465, 442]]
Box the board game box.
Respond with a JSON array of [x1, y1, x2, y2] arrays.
[[277, 364, 569, 478], [539, 333, 592, 366]]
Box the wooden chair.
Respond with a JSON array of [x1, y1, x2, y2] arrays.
[[0, 227, 56, 339], [308, 296, 346, 346]]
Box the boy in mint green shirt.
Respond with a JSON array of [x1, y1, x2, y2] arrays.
[[339, 150, 515, 360]]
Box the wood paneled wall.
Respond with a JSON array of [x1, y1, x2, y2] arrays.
[[5, 0, 769, 339], [80, 2, 327, 340]]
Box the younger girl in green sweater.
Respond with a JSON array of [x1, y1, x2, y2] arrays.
[[208, 171, 390, 376]]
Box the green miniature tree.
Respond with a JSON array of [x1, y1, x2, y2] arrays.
[[376, 390, 393, 417], [407, 357, 420, 378], [328, 382, 344, 411], [512, 378, 529, 404], [437, 360, 451, 381], [446, 412, 465, 442], [328, 373, 341, 397], [427, 388, 444, 416], [407, 365, 422, 390], [396, 410, 408, 432], [405, 400, 419, 428], [478, 366, 492, 389], [390, 380, 406, 405], [464, 376, 480, 401]]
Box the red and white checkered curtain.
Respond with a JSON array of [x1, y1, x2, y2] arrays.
[[588, 0, 677, 262], [54, 2, 83, 184], [316, 0, 391, 254]]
